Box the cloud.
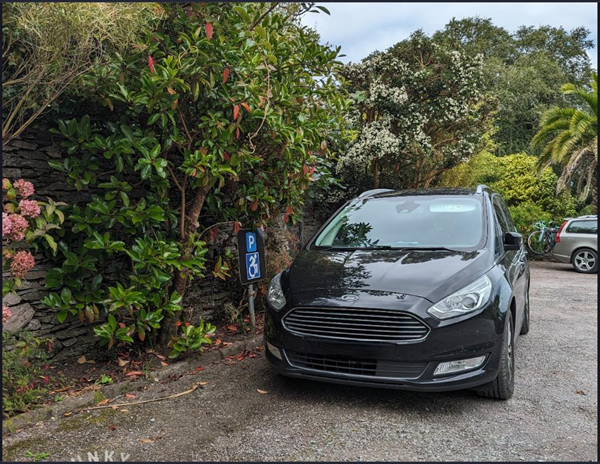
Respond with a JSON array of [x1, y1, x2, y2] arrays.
[[301, 2, 598, 68]]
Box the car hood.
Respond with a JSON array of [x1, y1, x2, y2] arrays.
[[287, 248, 494, 304]]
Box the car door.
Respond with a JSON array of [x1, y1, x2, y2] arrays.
[[492, 195, 526, 330]]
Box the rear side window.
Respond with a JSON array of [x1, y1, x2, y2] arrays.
[[567, 220, 598, 234]]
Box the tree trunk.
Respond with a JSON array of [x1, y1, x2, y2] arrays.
[[373, 158, 379, 189], [158, 185, 210, 348]]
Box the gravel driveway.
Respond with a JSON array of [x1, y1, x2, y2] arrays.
[[2, 261, 597, 462]]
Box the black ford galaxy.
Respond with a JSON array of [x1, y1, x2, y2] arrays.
[[265, 186, 530, 400]]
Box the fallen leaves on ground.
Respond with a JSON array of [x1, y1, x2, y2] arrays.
[[576, 390, 587, 395], [77, 356, 95, 364], [257, 389, 269, 394], [125, 393, 136, 399], [117, 358, 130, 367], [109, 424, 117, 431], [64, 411, 73, 417], [125, 371, 144, 377], [97, 398, 114, 406], [195, 366, 204, 372], [140, 436, 162, 444]]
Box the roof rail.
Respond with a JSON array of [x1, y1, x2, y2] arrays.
[[476, 184, 490, 194], [358, 188, 394, 199]]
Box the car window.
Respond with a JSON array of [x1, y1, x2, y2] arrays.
[[497, 196, 516, 232], [492, 196, 510, 236], [313, 195, 485, 250], [493, 213, 504, 256], [567, 220, 598, 234]]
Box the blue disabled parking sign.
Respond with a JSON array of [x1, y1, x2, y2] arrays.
[[237, 228, 266, 285], [245, 252, 260, 279]]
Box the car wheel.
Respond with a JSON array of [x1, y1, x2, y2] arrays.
[[476, 310, 515, 400], [572, 248, 598, 274]]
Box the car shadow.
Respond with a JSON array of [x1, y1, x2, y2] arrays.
[[258, 361, 492, 415]]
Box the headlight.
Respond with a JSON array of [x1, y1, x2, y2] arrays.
[[267, 272, 286, 310], [427, 274, 492, 320]]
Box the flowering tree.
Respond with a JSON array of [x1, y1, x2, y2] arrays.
[[337, 32, 493, 193], [2, 178, 65, 326]]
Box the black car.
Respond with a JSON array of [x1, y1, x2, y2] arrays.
[[264, 185, 530, 400]]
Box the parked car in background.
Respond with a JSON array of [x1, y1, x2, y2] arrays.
[[265, 185, 530, 400], [552, 215, 598, 273]]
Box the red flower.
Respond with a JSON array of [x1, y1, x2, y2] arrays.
[[147, 55, 155, 74], [185, 322, 191, 327], [205, 22, 213, 40]]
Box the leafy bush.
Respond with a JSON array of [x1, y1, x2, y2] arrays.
[[43, 3, 348, 352], [441, 152, 578, 233], [508, 202, 554, 237], [2, 332, 61, 418], [2, 2, 158, 144]]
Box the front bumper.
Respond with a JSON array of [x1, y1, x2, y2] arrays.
[[265, 300, 505, 392]]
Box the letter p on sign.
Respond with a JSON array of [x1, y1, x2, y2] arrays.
[[246, 232, 257, 252]]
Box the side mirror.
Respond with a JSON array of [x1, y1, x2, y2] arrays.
[[503, 232, 522, 251]]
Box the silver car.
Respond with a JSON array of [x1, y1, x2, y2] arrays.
[[552, 215, 598, 273]]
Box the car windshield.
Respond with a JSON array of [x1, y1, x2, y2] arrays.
[[314, 195, 485, 250]]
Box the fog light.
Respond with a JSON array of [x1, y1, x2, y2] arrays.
[[267, 342, 282, 360], [434, 355, 486, 376]]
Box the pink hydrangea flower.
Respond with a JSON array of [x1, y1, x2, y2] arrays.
[[2, 305, 12, 323], [2, 178, 11, 190], [7, 214, 29, 241], [10, 250, 35, 278], [13, 179, 35, 198], [2, 212, 12, 237], [18, 199, 41, 218]]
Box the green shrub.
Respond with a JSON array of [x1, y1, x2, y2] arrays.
[[2, 332, 62, 418]]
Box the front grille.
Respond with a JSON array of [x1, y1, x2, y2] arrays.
[[283, 307, 429, 342], [286, 351, 426, 379]]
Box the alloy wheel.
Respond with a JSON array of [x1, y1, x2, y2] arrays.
[[574, 250, 596, 272]]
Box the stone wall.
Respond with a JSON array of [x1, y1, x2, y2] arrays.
[[2, 131, 105, 359]]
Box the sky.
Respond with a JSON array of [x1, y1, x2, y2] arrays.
[[301, 3, 598, 68]]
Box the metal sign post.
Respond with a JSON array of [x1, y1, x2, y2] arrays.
[[248, 283, 255, 329], [237, 228, 266, 330]]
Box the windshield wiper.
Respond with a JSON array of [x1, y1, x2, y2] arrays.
[[318, 245, 460, 252], [394, 246, 459, 252]]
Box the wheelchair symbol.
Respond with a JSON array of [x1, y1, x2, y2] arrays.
[[245, 252, 260, 280]]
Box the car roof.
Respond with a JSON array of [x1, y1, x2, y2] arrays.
[[361, 187, 485, 200], [569, 215, 597, 220]]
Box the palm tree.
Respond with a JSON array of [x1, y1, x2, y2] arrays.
[[531, 73, 598, 210]]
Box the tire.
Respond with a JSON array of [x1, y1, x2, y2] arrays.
[[527, 231, 547, 255], [520, 284, 530, 335], [476, 310, 515, 400], [572, 248, 598, 274]]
